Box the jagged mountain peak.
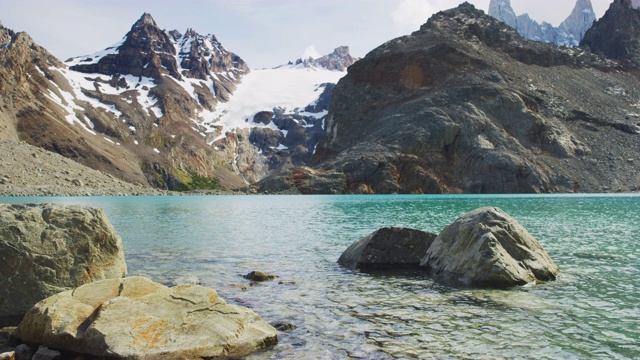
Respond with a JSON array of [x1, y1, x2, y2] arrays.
[[559, 0, 596, 43], [134, 12, 157, 28], [421, 2, 515, 38], [581, 0, 640, 65], [281, 46, 359, 71], [488, 0, 516, 28]]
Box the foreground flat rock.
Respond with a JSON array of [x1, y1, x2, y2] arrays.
[[338, 227, 437, 270], [15, 276, 277, 359], [0, 204, 127, 326], [420, 207, 559, 287]]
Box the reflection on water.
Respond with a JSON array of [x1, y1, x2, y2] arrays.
[[2, 194, 639, 359]]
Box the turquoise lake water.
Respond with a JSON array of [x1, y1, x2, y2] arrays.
[[1, 194, 639, 359]]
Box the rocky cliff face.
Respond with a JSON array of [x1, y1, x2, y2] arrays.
[[581, 0, 640, 66], [257, 3, 640, 194], [489, 0, 596, 47]]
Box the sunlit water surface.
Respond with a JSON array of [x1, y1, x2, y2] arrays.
[[2, 194, 638, 359]]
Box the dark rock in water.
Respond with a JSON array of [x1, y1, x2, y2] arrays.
[[244, 271, 279, 282], [278, 280, 297, 285], [14, 344, 33, 360], [31, 347, 59, 360], [0, 204, 127, 327], [420, 207, 560, 288], [338, 227, 437, 270], [270, 321, 296, 332]]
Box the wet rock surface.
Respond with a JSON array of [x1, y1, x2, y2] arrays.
[[420, 207, 560, 288], [244, 271, 280, 282], [14, 277, 277, 359], [338, 227, 437, 270]]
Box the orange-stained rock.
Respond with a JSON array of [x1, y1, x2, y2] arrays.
[[15, 277, 277, 359]]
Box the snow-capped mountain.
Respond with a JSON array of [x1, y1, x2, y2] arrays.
[[204, 47, 357, 182], [489, 0, 596, 47], [0, 13, 357, 190]]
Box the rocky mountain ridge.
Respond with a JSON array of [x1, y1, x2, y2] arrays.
[[0, 13, 349, 191], [281, 46, 359, 71], [489, 0, 596, 47], [256, 2, 640, 194]]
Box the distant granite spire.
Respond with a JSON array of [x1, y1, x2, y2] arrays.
[[489, 0, 595, 47], [559, 0, 596, 44], [488, 0, 517, 28]]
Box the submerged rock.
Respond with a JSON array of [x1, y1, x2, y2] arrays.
[[0, 204, 127, 326], [338, 227, 437, 270], [14, 276, 277, 359], [244, 271, 279, 282], [420, 207, 559, 287]]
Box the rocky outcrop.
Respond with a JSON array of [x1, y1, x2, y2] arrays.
[[70, 13, 179, 79], [262, 2, 640, 194], [315, 46, 358, 71], [420, 207, 560, 287], [14, 277, 277, 359], [289, 46, 359, 71], [581, 0, 640, 66], [338, 227, 437, 270], [489, 0, 596, 47], [0, 204, 126, 326]]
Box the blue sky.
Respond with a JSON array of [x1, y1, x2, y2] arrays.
[[0, 0, 614, 69]]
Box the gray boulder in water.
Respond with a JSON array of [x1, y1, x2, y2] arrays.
[[338, 227, 437, 270], [14, 276, 278, 359], [0, 203, 127, 326], [420, 207, 559, 287]]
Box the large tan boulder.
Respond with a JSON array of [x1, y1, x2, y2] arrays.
[[420, 207, 559, 287], [338, 227, 437, 270], [14, 277, 277, 359], [0, 204, 127, 326]]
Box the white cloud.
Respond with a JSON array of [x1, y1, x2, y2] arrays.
[[302, 45, 321, 60], [392, 0, 438, 35]]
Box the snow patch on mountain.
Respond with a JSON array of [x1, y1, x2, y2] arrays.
[[206, 66, 345, 142], [65, 38, 125, 66]]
